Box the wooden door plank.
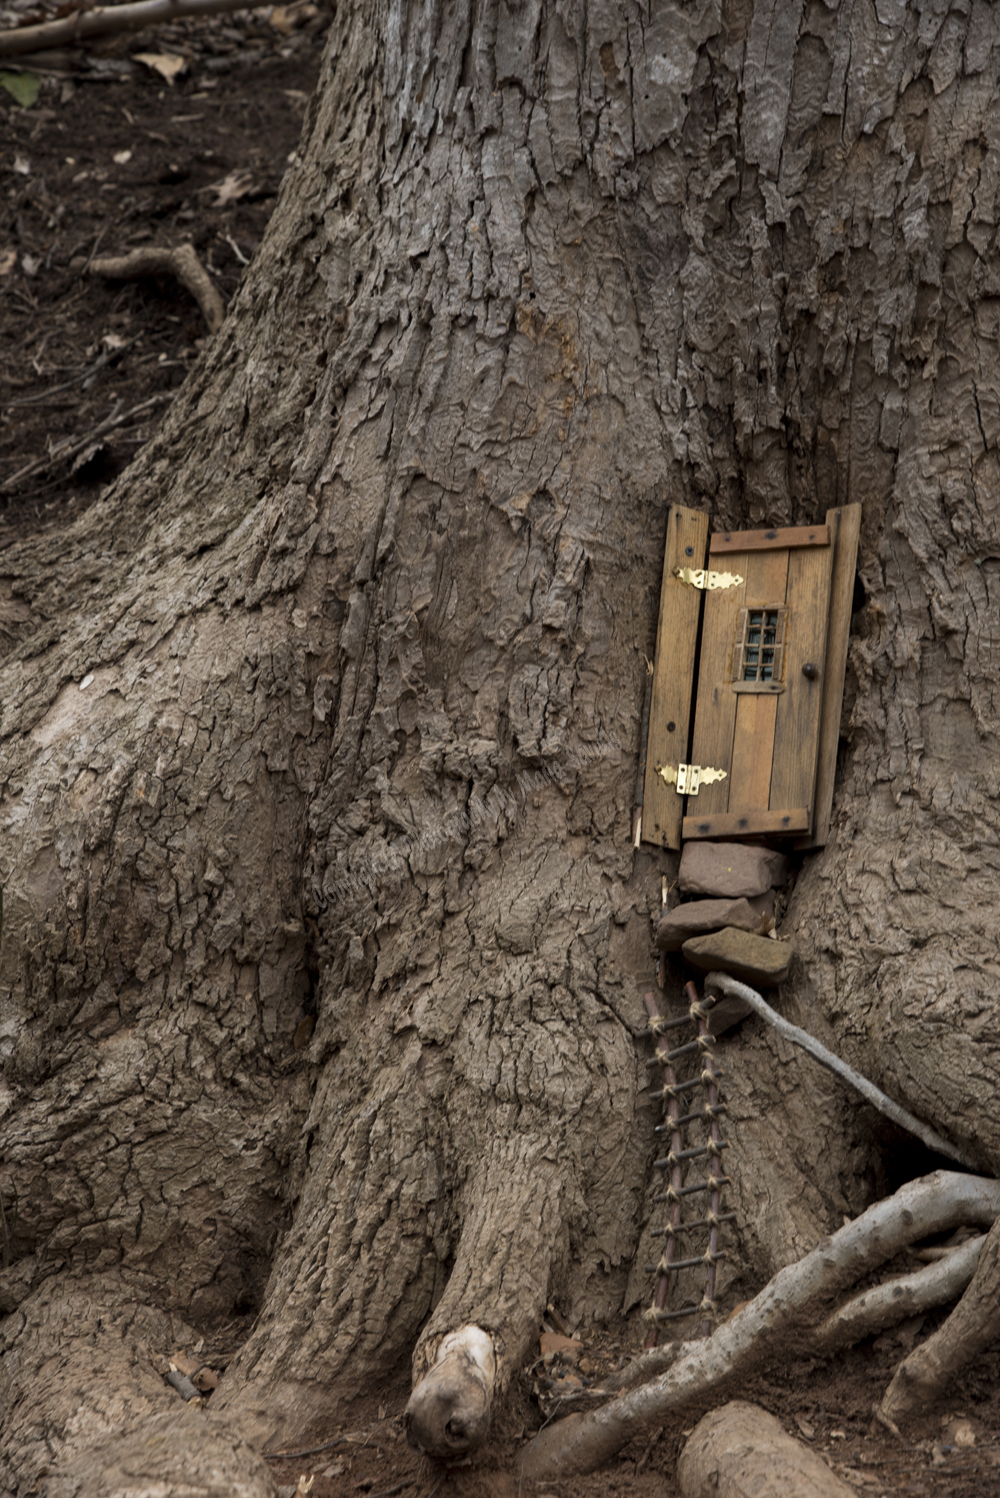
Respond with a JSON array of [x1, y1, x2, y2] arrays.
[[683, 807, 810, 840], [687, 551, 749, 820], [744, 547, 790, 609], [641, 505, 710, 850], [710, 524, 830, 554], [795, 503, 862, 850], [768, 543, 834, 834], [727, 693, 779, 809], [725, 548, 788, 811]]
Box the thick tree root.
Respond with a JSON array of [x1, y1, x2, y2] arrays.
[[677, 1401, 856, 1498], [520, 1172, 1000, 1480], [404, 1325, 496, 1457], [810, 1234, 984, 1355], [538, 1241, 984, 1419], [879, 1216, 1000, 1426]]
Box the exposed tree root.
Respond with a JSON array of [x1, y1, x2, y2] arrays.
[[879, 1215, 1000, 1425], [809, 1234, 983, 1355], [706, 974, 982, 1170], [89, 246, 226, 333], [540, 1240, 984, 1419], [520, 1172, 1000, 1480], [677, 1401, 857, 1498]]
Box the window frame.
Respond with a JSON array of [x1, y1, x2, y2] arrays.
[[731, 604, 789, 694]]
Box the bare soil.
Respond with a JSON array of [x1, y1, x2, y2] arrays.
[[1, 0, 325, 531], [2, 14, 1000, 1497]]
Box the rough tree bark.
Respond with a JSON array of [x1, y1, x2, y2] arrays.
[[2, 0, 1000, 1489]]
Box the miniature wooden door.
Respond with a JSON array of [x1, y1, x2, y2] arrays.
[[641, 505, 861, 851]]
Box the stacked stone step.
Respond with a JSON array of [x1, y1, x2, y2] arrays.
[[658, 842, 792, 990]]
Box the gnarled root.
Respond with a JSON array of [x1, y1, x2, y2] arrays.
[[404, 1325, 496, 1457], [520, 1171, 1000, 1480], [879, 1215, 1000, 1426], [677, 1401, 856, 1498]]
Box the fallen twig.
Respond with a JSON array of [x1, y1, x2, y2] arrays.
[[263, 1435, 381, 1459], [705, 973, 981, 1170], [10, 335, 141, 406], [89, 245, 225, 333], [1, 392, 171, 491], [0, 0, 287, 59], [520, 1171, 1000, 1479]]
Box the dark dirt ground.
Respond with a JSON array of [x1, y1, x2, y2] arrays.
[[3, 12, 1000, 1497]]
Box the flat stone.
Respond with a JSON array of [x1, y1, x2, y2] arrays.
[[682, 927, 793, 986], [656, 897, 762, 951], [678, 841, 788, 899]]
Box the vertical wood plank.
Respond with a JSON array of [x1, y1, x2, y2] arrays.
[[687, 553, 748, 819], [727, 693, 779, 809], [768, 541, 834, 832], [724, 548, 788, 812], [744, 548, 790, 609], [641, 506, 710, 850], [795, 503, 862, 850]]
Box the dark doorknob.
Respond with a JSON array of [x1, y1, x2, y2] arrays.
[[802, 662, 819, 680]]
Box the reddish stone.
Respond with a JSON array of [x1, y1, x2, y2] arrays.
[[656, 897, 762, 952], [678, 841, 788, 898]]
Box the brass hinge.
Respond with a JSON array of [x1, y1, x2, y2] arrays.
[[656, 762, 728, 796], [673, 566, 744, 591]]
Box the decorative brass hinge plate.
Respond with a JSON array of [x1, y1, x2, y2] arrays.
[[673, 566, 744, 591], [656, 762, 728, 796]]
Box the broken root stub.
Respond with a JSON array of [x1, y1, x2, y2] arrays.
[[404, 1325, 495, 1458]]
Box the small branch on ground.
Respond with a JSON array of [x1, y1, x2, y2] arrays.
[[1, 392, 171, 492], [0, 0, 286, 59], [519, 1171, 1000, 1480], [90, 246, 225, 334], [879, 1215, 1000, 1425], [705, 972, 981, 1170]]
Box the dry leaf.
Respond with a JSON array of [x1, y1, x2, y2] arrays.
[[269, 6, 295, 33], [0, 247, 17, 276], [794, 1415, 815, 1440], [193, 1366, 219, 1391], [205, 170, 254, 207], [134, 53, 187, 84], [113, 149, 132, 165], [102, 333, 129, 350], [539, 1332, 583, 1362], [169, 1352, 200, 1376], [21, 253, 40, 277], [13, 153, 30, 175]]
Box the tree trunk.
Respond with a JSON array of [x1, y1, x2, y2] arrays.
[[2, 0, 999, 1486]]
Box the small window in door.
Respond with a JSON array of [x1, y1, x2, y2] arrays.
[[732, 606, 788, 693]]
